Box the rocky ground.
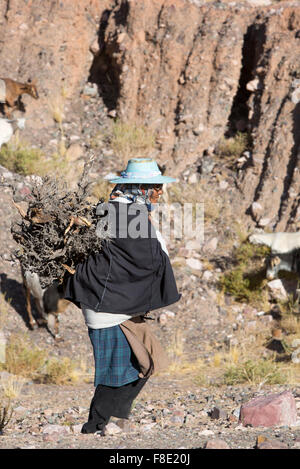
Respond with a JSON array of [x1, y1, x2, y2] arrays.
[[1, 165, 300, 451]]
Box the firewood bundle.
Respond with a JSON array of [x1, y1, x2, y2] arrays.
[[10, 159, 106, 288]]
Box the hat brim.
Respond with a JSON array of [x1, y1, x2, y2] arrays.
[[108, 175, 176, 184]]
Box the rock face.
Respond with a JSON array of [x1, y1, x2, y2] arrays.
[[0, 0, 112, 143], [239, 391, 298, 428], [91, 0, 300, 230], [1, 1, 300, 230]]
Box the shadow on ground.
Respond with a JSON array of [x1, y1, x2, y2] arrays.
[[0, 272, 37, 330]]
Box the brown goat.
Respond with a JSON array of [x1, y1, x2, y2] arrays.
[[0, 77, 39, 118]]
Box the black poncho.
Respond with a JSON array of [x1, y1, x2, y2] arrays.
[[64, 201, 181, 314]]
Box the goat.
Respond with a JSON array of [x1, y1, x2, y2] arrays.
[[21, 267, 69, 341], [0, 78, 39, 118], [0, 117, 25, 149], [249, 232, 300, 280]]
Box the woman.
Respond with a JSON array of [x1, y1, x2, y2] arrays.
[[64, 158, 181, 434]]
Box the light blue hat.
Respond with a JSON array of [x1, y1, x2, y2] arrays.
[[109, 158, 176, 184]]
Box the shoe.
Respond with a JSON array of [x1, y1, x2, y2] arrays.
[[81, 422, 106, 435]]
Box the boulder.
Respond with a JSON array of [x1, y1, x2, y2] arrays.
[[186, 258, 203, 271], [204, 439, 230, 449], [239, 391, 297, 427]]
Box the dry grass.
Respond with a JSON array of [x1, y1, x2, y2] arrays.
[[219, 240, 270, 307], [3, 332, 83, 385], [0, 293, 10, 330], [110, 121, 155, 163], [0, 370, 25, 434], [47, 87, 69, 129], [0, 397, 13, 433], [215, 132, 251, 162], [4, 333, 47, 380], [91, 178, 112, 202], [0, 374, 24, 400], [223, 359, 286, 386], [43, 357, 80, 385], [0, 137, 67, 177]]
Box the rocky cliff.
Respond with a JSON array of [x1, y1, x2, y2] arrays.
[[1, 0, 300, 231]]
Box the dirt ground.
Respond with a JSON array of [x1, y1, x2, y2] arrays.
[[0, 179, 300, 454]]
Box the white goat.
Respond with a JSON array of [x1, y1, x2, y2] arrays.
[[249, 232, 300, 279], [249, 232, 300, 254], [22, 268, 69, 340], [0, 117, 25, 149]]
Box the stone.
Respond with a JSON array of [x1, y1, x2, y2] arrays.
[[199, 157, 216, 175], [186, 258, 203, 270], [198, 429, 215, 436], [246, 78, 261, 92], [115, 419, 136, 433], [185, 240, 201, 250], [202, 270, 213, 281], [42, 424, 71, 435], [267, 279, 288, 301], [108, 109, 117, 118], [42, 409, 53, 418], [142, 422, 157, 432], [65, 143, 83, 162], [210, 406, 227, 420], [219, 180, 228, 190], [251, 202, 263, 220], [43, 433, 60, 442], [72, 424, 83, 434], [178, 248, 192, 258], [188, 173, 199, 184], [158, 313, 168, 325], [291, 339, 300, 348], [246, 0, 271, 5], [260, 314, 273, 324], [257, 439, 289, 449], [203, 237, 218, 253], [0, 330, 6, 364], [105, 422, 123, 435], [291, 88, 300, 105], [170, 409, 185, 426], [82, 83, 98, 97], [291, 349, 300, 364], [239, 391, 297, 427], [204, 439, 230, 449], [258, 217, 272, 227], [164, 310, 175, 319], [14, 406, 27, 415]]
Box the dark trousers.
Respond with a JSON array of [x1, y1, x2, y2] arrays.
[[81, 377, 148, 434]]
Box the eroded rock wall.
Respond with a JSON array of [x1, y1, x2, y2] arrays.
[[93, 0, 300, 230], [0, 0, 112, 133]]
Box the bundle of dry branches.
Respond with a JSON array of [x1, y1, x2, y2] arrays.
[[10, 158, 105, 288]]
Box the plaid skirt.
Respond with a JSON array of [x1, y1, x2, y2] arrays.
[[88, 325, 140, 387]]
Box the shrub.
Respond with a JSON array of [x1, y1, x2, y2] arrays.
[[0, 398, 13, 434], [0, 141, 45, 176], [4, 333, 47, 380], [223, 359, 286, 385], [0, 139, 67, 177], [219, 241, 270, 306], [43, 357, 80, 385], [3, 333, 81, 385], [216, 132, 251, 161]]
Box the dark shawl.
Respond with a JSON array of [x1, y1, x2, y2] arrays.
[[64, 201, 181, 314]]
